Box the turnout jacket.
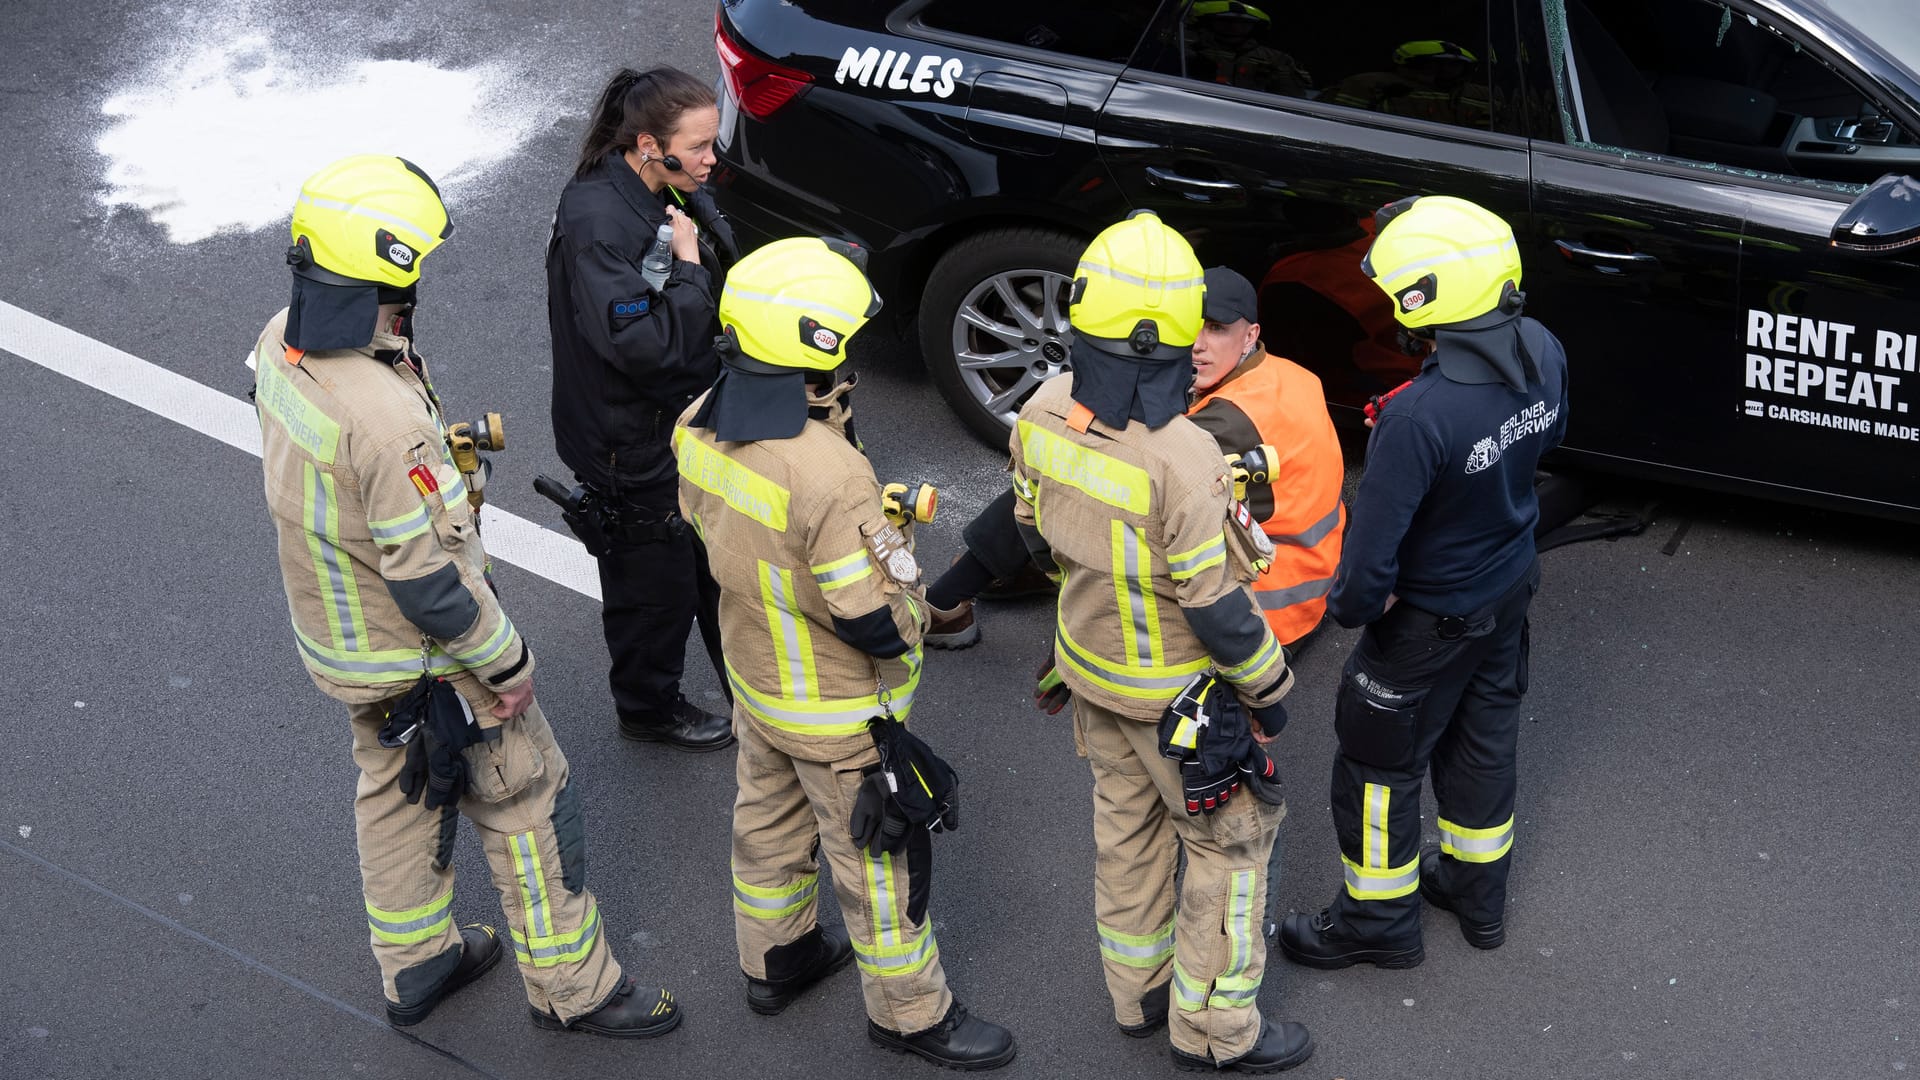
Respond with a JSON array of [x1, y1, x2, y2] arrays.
[[253, 309, 532, 708], [547, 152, 738, 491], [1189, 345, 1346, 645], [674, 387, 926, 763], [1011, 376, 1291, 722]]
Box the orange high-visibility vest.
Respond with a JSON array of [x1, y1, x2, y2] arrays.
[[1191, 347, 1346, 644]]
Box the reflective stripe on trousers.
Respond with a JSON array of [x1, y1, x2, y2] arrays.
[[852, 848, 937, 977], [1343, 783, 1418, 899], [509, 831, 601, 966], [733, 870, 819, 919], [1098, 916, 1175, 969], [1439, 814, 1514, 863], [366, 888, 453, 945], [1207, 869, 1261, 1009]]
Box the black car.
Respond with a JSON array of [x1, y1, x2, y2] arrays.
[[710, 0, 1920, 520]]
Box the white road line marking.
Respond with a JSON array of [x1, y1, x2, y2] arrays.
[[0, 299, 601, 601]]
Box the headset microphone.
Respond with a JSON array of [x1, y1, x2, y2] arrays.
[[661, 154, 683, 172]]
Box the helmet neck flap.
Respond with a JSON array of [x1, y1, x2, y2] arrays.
[[1067, 336, 1195, 431]]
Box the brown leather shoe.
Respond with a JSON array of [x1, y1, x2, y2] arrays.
[[924, 599, 980, 650]]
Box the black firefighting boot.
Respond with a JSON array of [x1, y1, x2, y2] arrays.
[[618, 696, 735, 752], [530, 975, 682, 1038], [1420, 847, 1505, 949], [868, 999, 1017, 1070], [386, 924, 503, 1026], [1117, 981, 1169, 1038], [1170, 1017, 1315, 1074], [1278, 908, 1424, 970], [747, 925, 855, 1015]]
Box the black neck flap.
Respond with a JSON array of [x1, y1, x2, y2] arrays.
[[1067, 337, 1195, 430]]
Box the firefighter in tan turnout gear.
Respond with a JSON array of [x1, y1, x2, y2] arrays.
[[254, 155, 677, 1038], [1014, 211, 1314, 1073], [675, 236, 1015, 1070]]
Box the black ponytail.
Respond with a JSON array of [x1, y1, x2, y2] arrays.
[[574, 66, 717, 179]]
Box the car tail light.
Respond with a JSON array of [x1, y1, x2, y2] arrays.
[[715, 10, 812, 120]]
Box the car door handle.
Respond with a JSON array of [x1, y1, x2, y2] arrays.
[[1145, 166, 1245, 200], [1555, 240, 1660, 274]]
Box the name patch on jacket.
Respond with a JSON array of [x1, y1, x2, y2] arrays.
[[862, 521, 920, 586]]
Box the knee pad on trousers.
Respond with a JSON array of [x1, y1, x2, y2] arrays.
[[550, 781, 588, 894], [763, 925, 826, 983], [392, 940, 463, 1007]]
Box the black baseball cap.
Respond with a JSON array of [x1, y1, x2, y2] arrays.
[[1202, 266, 1259, 325]]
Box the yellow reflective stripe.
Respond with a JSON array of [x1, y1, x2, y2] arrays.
[[1219, 630, 1282, 687], [1054, 621, 1208, 702], [368, 501, 433, 544], [1017, 420, 1151, 514], [732, 872, 820, 919], [1439, 815, 1515, 863], [1364, 783, 1390, 868], [1171, 959, 1209, 1012], [292, 623, 462, 682], [1076, 259, 1206, 291], [1168, 532, 1227, 581], [1011, 470, 1037, 505], [1111, 522, 1139, 668], [511, 904, 603, 967], [366, 888, 453, 944], [811, 549, 875, 592], [255, 340, 341, 463], [511, 831, 554, 948], [674, 427, 791, 531], [866, 849, 899, 946], [1208, 869, 1259, 1008], [759, 561, 816, 700], [1342, 852, 1421, 899], [1098, 917, 1175, 968], [726, 650, 919, 735], [448, 616, 518, 669], [851, 928, 938, 976]]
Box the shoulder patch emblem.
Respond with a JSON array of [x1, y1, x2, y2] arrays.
[[863, 521, 921, 586]]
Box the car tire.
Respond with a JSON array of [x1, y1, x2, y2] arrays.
[[919, 226, 1083, 447]]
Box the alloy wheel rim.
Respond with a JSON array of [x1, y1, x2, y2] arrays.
[[948, 267, 1075, 428]]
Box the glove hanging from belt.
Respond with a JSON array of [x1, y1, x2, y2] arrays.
[[376, 674, 495, 811], [849, 715, 960, 854], [1158, 672, 1283, 815]]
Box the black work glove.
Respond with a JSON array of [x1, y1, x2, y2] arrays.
[[1240, 745, 1285, 807], [386, 676, 486, 812], [849, 768, 913, 855], [1035, 657, 1072, 715], [421, 734, 472, 811], [1182, 755, 1241, 815]]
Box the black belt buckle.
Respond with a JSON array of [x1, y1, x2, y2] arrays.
[[1435, 615, 1468, 641]]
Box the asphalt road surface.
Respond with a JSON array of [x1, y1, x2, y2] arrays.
[[3, 3, 1917, 1079]]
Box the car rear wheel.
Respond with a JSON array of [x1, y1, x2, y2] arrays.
[[920, 226, 1082, 447]]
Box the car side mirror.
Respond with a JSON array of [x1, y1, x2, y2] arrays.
[[1830, 173, 1920, 254]]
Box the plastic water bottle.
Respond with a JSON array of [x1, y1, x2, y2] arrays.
[[640, 223, 675, 292]]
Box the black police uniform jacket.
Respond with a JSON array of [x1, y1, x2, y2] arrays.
[[546, 150, 738, 493]]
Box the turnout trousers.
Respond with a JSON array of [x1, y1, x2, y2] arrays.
[[348, 686, 623, 1021], [1076, 699, 1284, 1062], [1327, 559, 1540, 943], [591, 473, 726, 722], [728, 706, 953, 1034]]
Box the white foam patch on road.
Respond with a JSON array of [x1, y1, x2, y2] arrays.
[[0, 299, 601, 600], [95, 33, 548, 243]]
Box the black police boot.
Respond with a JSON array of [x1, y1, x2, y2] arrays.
[[618, 697, 735, 752], [1117, 981, 1169, 1038], [386, 924, 503, 1026], [747, 925, 855, 1015], [1170, 1018, 1315, 1074], [868, 999, 1017, 1070], [1420, 848, 1505, 950], [530, 974, 682, 1039], [1278, 909, 1424, 970]]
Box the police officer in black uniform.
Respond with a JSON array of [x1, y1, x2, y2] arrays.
[[1279, 195, 1569, 968], [546, 67, 737, 751]]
